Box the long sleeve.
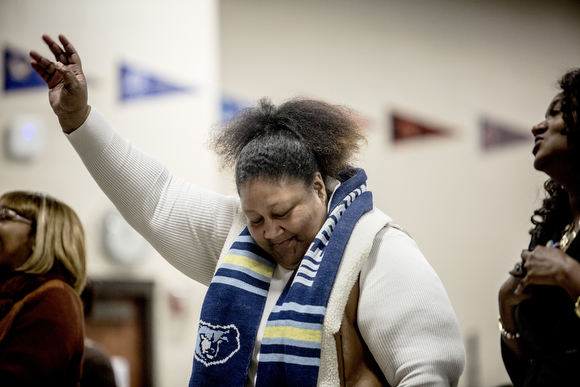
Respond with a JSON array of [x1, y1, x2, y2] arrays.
[[0, 284, 84, 386], [67, 107, 241, 286], [358, 227, 465, 386]]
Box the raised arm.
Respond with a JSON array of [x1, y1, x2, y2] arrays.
[[30, 35, 240, 286]]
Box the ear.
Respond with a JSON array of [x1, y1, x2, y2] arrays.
[[312, 172, 327, 202]]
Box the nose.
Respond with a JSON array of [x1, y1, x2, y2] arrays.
[[532, 119, 548, 136], [263, 219, 283, 240]]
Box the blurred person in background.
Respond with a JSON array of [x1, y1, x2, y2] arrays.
[[0, 191, 86, 386], [80, 281, 117, 387], [30, 34, 465, 386], [499, 68, 580, 386]]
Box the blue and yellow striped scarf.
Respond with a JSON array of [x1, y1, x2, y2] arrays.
[[189, 169, 373, 387]]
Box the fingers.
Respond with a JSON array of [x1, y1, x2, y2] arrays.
[[29, 50, 59, 84], [59, 34, 82, 65], [500, 275, 532, 305], [520, 249, 530, 261], [514, 279, 525, 295], [514, 273, 534, 296], [42, 34, 66, 64], [40, 34, 80, 66]]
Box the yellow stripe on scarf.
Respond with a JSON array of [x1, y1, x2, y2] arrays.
[[263, 326, 322, 342], [223, 254, 275, 278]]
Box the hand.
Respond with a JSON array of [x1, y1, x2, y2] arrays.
[[29, 34, 90, 133], [515, 245, 580, 298], [499, 273, 532, 314]]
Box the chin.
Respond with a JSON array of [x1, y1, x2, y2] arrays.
[[273, 253, 303, 270], [533, 157, 546, 172], [276, 259, 301, 270]]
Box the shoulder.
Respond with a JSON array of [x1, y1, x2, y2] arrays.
[[371, 217, 426, 264], [26, 280, 82, 310], [19, 280, 84, 333], [362, 216, 446, 298]]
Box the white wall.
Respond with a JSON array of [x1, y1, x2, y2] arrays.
[[0, 1, 219, 386], [219, 1, 580, 386]]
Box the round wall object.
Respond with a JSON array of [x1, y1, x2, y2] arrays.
[[101, 211, 150, 266]]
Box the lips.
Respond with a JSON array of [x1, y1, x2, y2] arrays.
[[532, 137, 542, 155], [272, 237, 294, 248]]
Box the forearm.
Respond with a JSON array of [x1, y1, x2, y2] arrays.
[[66, 107, 240, 285], [498, 300, 526, 360]]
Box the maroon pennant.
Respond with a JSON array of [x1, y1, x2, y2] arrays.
[[391, 112, 449, 142]]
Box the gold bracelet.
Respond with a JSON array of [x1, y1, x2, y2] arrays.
[[498, 316, 520, 340], [575, 296, 580, 319]]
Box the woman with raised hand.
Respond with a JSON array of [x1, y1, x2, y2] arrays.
[[499, 68, 580, 386], [0, 191, 86, 386], [31, 34, 465, 386]]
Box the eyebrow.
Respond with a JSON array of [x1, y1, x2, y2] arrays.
[[243, 201, 294, 215]]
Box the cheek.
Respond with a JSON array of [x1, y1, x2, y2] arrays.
[[299, 207, 327, 239]]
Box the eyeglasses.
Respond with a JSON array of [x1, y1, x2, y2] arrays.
[[0, 207, 33, 225]]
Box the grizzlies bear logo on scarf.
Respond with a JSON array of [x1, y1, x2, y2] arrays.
[[195, 322, 240, 366], [189, 169, 373, 387]]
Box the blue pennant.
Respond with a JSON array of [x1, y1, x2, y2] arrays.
[[221, 94, 251, 122], [4, 47, 46, 91], [120, 63, 194, 101]]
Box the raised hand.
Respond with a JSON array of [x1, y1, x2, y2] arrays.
[[30, 34, 90, 133]]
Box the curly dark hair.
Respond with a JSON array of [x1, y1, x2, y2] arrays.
[[209, 97, 367, 192], [530, 68, 580, 246]]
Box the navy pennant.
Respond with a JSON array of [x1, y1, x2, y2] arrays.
[[4, 46, 46, 91]]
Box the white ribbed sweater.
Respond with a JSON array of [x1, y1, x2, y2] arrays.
[[67, 108, 465, 386]]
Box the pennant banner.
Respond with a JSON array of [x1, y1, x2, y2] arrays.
[[391, 112, 449, 142], [4, 47, 46, 91], [120, 63, 195, 101], [480, 117, 530, 151], [221, 94, 251, 122]]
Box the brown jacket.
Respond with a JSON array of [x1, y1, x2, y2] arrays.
[[0, 279, 85, 386], [334, 278, 390, 387]]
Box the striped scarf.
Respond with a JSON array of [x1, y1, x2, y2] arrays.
[[189, 169, 373, 387]]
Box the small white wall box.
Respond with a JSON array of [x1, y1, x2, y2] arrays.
[[5, 114, 46, 161]]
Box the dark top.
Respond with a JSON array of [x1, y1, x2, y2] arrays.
[[502, 230, 580, 386]]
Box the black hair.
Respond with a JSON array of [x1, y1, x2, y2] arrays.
[[530, 68, 580, 245], [210, 97, 367, 192], [559, 68, 580, 140]]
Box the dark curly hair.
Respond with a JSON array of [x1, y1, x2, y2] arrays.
[[530, 68, 580, 246], [209, 97, 367, 192]]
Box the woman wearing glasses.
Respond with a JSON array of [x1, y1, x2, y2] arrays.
[[0, 191, 86, 386]]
